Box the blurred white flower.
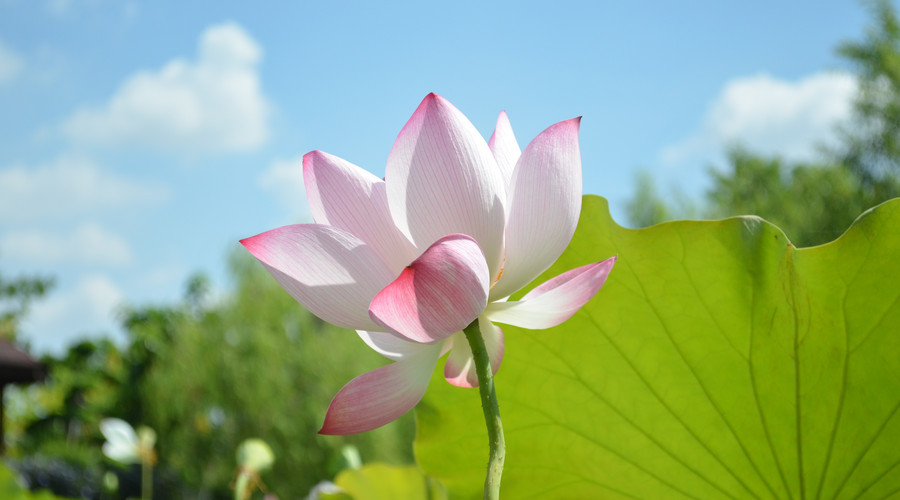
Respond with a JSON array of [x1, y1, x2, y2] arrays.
[[99, 418, 156, 465]]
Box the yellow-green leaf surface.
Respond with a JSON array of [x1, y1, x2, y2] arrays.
[[321, 463, 446, 500], [414, 196, 900, 499]]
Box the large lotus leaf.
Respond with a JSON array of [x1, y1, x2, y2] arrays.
[[414, 195, 900, 499], [320, 463, 446, 500]]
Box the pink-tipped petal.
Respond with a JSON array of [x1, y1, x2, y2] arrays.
[[490, 118, 583, 300], [488, 111, 521, 189], [385, 93, 507, 277], [369, 234, 490, 344], [357, 330, 434, 361], [319, 344, 442, 435], [304, 151, 417, 275], [444, 316, 505, 388], [486, 257, 616, 329], [241, 225, 394, 331]]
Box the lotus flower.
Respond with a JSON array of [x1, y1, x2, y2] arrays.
[[242, 93, 615, 435]]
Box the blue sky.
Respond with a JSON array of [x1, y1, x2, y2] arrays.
[[0, 0, 870, 353]]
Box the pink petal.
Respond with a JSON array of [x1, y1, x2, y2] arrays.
[[318, 344, 441, 435], [444, 316, 505, 388], [241, 224, 394, 331], [486, 257, 616, 329], [304, 151, 417, 275], [490, 117, 583, 301], [385, 93, 507, 278], [369, 234, 490, 344], [487, 111, 521, 190], [356, 330, 435, 361]]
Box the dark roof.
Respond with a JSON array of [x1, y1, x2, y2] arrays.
[[0, 338, 45, 384]]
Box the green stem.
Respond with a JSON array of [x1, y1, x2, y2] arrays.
[[463, 319, 505, 500], [234, 472, 250, 500], [141, 459, 152, 500]]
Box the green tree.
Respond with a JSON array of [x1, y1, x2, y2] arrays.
[[624, 170, 674, 228], [624, 152, 870, 247], [624, 170, 697, 228], [6, 338, 129, 498], [837, 0, 900, 200], [11, 250, 416, 499], [0, 273, 53, 341], [138, 251, 416, 498], [625, 0, 900, 239], [705, 149, 870, 247]]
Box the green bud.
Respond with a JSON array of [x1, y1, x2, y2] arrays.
[[237, 438, 275, 472], [137, 426, 157, 449]]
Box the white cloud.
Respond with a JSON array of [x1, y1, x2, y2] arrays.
[[0, 39, 24, 84], [662, 71, 857, 166], [63, 22, 269, 154], [0, 222, 133, 267], [0, 155, 169, 223], [23, 274, 125, 355], [258, 157, 310, 221]]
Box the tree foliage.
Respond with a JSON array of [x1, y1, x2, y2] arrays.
[[137, 252, 415, 498], [626, 0, 900, 243], [705, 150, 870, 247], [625, 150, 871, 248], [0, 273, 53, 341], [11, 252, 416, 499], [837, 0, 900, 199], [625, 171, 677, 229]]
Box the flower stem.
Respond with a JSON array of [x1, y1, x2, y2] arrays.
[[463, 319, 505, 500], [141, 460, 152, 500], [234, 471, 250, 500]]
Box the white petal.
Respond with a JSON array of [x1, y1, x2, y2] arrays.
[[303, 150, 417, 274], [486, 258, 615, 329], [443, 316, 505, 388], [385, 93, 507, 278], [357, 330, 434, 361], [241, 224, 395, 331], [488, 110, 521, 190], [490, 118, 583, 300]]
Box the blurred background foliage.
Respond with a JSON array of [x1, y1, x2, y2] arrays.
[[1, 252, 414, 499], [2, 0, 900, 498]]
